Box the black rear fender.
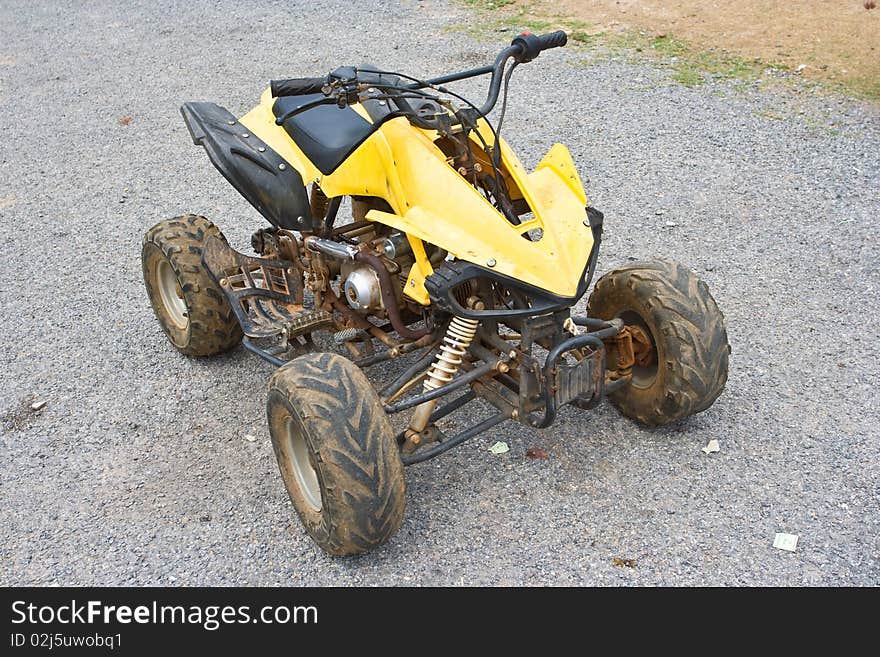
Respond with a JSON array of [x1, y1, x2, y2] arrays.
[[180, 102, 317, 232]]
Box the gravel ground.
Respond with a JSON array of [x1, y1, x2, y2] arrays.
[[1, 0, 878, 586]]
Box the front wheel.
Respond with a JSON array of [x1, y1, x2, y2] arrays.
[[587, 259, 730, 426], [267, 352, 406, 555]]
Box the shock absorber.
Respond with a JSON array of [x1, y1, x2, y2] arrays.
[[425, 316, 479, 391], [406, 316, 480, 437]]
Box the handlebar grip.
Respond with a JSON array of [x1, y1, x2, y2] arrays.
[[510, 30, 568, 63], [270, 77, 326, 97], [536, 30, 568, 51]]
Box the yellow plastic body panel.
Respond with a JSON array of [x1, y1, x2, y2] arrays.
[[239, 89, 593, 304]]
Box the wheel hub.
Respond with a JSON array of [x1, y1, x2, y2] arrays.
[[616, 310, 659, 388], [156, 259, 188, 329], [629, 325, 656, 368], [283, 417, 322, 512]]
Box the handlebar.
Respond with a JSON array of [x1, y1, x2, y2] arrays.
[[418, 29, 568, 115], [270, 29, 568, 117]]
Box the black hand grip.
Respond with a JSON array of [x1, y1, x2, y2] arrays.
[[510, 30, 568, 63], [270, 77, 326, 97], [536, 30, 568, 51]]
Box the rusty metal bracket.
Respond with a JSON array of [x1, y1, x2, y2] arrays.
[[604, 325, 636, 375], [527, 320, 621, 428], [201, 235, 331, 339]]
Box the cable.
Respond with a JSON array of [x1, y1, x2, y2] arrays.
[[492, 60, 518, 172], [356, 70, 503, 157], [357, 67, 514, 211]]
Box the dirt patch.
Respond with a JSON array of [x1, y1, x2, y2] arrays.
[[2, 395, 46, 432], [481, 1, 880, 99]]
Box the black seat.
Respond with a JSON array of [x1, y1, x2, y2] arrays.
[[272, 94, 380, 175]]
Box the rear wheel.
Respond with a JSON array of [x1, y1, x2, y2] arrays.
[[267, 352, 406, 555], [142, 214, 242, 356], [587, 259, 729, 426]]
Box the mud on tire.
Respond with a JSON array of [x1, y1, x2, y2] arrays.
[[142, 214, 242, 356], [267, 352, 406, 556], [587, 258, 729, 426]]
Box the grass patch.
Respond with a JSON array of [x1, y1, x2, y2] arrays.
[[649, 35, 688, 58], [451, 1, 841, 97], [570, 30, 607, 47], [459, 0, 516, 11], [460, 0, 516, 8], [850, 76, 880, 102], [494, 13, 554, 33], [671, 67, 703, 87]]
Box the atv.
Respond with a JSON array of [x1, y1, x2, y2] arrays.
[[142, 31, 729, 555]]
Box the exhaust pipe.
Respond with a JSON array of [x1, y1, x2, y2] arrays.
[[305, 237, 357, 260]]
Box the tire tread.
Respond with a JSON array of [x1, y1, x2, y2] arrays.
[[588, 258, 729, 425], [267, 353, 405, 555], [142, 214, 242, 356]]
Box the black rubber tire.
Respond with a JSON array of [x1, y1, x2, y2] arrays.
[[267, 352, 406, 556], [142, 214, 242, 356], [587, 259, 729, 426]]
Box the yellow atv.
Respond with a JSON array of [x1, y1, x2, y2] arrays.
[[142, 32, 729, 555]]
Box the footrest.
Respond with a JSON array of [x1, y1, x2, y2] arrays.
[[285, 309, 336, 336], [553, 349, 602, 406], [202, 236, 332, 338]]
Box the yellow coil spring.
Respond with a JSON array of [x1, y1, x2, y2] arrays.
[[423, 316, 479, 391]]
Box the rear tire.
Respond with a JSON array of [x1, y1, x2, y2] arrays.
[[587, 259, 729, 426], [267, 352, 406, 556], [142, 214, 242, 356]]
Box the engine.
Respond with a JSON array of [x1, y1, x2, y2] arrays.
[[341, 232, 412, 314], [343, 265, 383, 312]]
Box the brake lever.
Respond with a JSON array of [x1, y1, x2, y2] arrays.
[[336, 83, 360, 108], [324, 66, 360, 107]]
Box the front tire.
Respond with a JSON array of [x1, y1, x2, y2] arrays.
[[267, 352, 406, 555], [588, 259, 729, 426], [142, 214, 242, 356]]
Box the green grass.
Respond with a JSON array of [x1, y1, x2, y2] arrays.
[[851, 76, 880, 102], [569, 30, 607, 47], [453, 1, 878, 101], [451, 2, 775, 89], [494, 14, 554, 32], [648, 35, 688, 58], [671, 67, 703, 87], [460, 0, 516, 9]]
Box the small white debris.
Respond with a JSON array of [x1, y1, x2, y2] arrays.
[[796, 64, 807, 73], [488, 441, 509, 455], [773, 532, 799, 552], [664, 220, 677, 227], [244, 434, 257, 442], [30, 399, 47, 411], [701, 439, 720, 454]]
